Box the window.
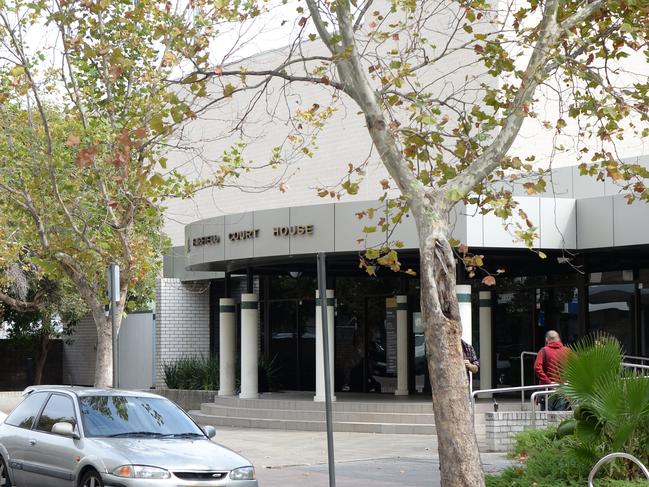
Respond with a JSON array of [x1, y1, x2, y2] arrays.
[[5, 392, 48, 429], [79, 396, 204, 438], [36, 394, 77, 433]]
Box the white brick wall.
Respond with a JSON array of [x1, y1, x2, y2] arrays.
[[485, 410, 574, 452], [156, 278, 211, 386]]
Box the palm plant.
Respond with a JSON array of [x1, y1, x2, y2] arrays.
[[556, 334, 649, 479]]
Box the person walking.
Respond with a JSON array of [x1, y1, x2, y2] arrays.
[[534, 330, 570, 411], [462, 339, 479, 376]]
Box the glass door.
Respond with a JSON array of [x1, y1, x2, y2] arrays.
[[268, 300, 299, 390]]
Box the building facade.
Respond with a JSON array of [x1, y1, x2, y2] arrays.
[[157, 162, 649, 398]]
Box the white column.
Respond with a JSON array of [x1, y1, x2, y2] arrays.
[[218, 298, 236, 396], [479, 291, 493, 393], [456, 284, 472, 344], [395, 295, 409, 396], [314, 289, 336, 402], [240, 293, 259, 399]]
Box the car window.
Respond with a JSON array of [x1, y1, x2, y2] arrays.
[[36, 394, 77, 433], [79, 396, 204, 438], [5, 392, 49, 429]]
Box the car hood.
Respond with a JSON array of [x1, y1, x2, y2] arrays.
[[89, 438, 251, 471]]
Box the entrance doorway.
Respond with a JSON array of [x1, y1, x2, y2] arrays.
[[267, 299, 316, 391]]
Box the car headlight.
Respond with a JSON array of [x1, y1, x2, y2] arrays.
[[229, 466, 255, 480], [113, 465, 171, 479]]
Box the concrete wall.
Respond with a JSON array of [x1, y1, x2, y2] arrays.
[[150, 388, 216, 412], [156, 278, 211, 386], [118, 312, 156, 390]]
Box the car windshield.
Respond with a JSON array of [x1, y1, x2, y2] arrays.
[[79, 396, 205, 438]]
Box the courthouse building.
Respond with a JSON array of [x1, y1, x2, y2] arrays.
[[157, 161, 649, 399], [154, 1, 649, 400]]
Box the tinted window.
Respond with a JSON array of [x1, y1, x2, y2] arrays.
[[79, 396, 204, 438], [5, 392, 48, 429], [36, 394, 77, 432]]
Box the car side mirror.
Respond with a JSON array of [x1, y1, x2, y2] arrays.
[[202, 425, 216, 439], [52, 422, 79, 439]]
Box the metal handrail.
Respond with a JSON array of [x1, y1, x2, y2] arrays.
[[519, 351, 649, 405], [519, 351, 538, 405], [530, 389, 558, 428], [588, 452, 649, 487], [471, 383, 558, 427]]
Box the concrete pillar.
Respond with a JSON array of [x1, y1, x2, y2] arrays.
[[314, 289, 336, 402], [395, 295, 409, 396], [457, 284, 472, 344], [218, 298, 236, 396], [240, 293, 259, 399], [479, 291, 493, 392]]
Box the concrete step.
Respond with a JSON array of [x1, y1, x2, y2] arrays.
[[189, 411, 437, 435], [212, 395, 434, 414], [200, 403, 435, 424]]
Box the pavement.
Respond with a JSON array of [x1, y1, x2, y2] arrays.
[[213, 427, 515, 486], [0, 396, 515, 486]]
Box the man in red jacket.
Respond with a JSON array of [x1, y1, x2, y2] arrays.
[[534, 330, 570, 411]]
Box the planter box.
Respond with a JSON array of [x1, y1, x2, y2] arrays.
[[149, 388, 217, 411]]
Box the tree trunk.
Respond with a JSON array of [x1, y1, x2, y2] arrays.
[[88, 303, 122, 388], [33, 332, 51, 385], [419, 218, 485, 487]]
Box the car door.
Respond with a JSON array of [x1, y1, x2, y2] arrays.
[[21, 393, 80, 487], [0, 391, 50, 487]]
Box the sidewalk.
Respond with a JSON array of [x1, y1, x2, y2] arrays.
[[213, 427, 514, 486]]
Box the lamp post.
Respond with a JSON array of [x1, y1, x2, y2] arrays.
[[108, 264, 120, 388]]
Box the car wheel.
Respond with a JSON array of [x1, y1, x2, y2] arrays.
[[80, 470, 103, 487], [0, 457, 11, 487]]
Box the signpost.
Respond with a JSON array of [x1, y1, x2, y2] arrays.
[[108, 263, 120, 388], [316, 252, 336, 487]]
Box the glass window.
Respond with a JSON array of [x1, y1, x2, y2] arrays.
[[36, 394, 77, 433], [640, 289, 649, 357], [589, 270, 633, 284], [5, 392, 48, 429], [588, 284, 635, 353], [79, 396, 204, 438], [493, 289, 535, 387]]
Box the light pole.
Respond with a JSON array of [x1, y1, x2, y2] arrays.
[[108, 263, 120, 388]]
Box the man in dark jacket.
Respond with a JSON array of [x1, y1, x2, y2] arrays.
[[534, 330, 570, 410]]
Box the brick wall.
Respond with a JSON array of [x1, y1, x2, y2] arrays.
[[484, 410, 574, 452], [156, 278, 211, 386], [485, 411, 572, 451]]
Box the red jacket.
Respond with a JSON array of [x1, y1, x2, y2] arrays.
[[534, 340, 569, 384]]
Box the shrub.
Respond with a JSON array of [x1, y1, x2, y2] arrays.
[[162, 355, 219, 390], [487, 429, 648, 487]]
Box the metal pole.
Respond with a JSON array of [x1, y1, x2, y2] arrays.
[[317, 252, 336, 487], [108, 264, 120, 389]]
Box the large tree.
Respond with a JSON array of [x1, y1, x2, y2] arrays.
[[0, 0, 217, 387], [181, 0, 649, 485]]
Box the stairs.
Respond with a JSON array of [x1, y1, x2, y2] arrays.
[[189, 395, 437, 435]]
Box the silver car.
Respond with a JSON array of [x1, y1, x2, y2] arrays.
[[0, 386, 258, 487]]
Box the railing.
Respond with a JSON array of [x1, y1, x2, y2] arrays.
[[588, 453, 649, 487], [529, 389, 556, 428], [471, 383, 559, 426], [519, 351, 649, 405]]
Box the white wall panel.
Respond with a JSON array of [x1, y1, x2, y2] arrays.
[[540, 198, 577, 249]]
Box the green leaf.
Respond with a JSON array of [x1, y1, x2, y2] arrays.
[[150, 173, 165, 186], [151, 114, 165, 134]]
